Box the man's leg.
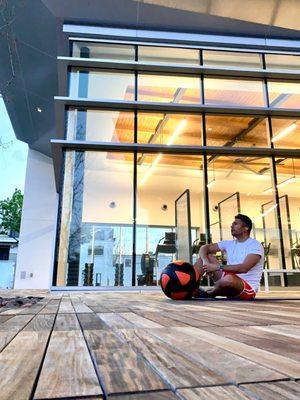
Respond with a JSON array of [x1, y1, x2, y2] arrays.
[[206, 272, 244, 298]]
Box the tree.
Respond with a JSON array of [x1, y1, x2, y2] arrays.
[[0, 188, 23, 237]]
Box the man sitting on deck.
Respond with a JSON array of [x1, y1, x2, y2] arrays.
[[194, 214, 264, 300]]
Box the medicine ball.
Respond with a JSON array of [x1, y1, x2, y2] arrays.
[[160, 260, 200, 300]]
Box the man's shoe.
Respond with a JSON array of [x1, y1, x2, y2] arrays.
[[193, 288, 215, 299]]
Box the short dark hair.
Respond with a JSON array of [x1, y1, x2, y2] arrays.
[[235, 214, 252, 232]]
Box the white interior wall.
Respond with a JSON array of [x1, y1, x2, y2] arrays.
[[15, 149, 58, 289]]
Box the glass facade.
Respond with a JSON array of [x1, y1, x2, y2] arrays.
[[54, 39, 300, 287]]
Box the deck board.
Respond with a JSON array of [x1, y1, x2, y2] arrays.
[[33, 330, 103, 399], [0, 290, 299, 399]]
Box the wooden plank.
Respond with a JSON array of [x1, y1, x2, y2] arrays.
[[34, 330, 103, 399], [24, 314, 55, 332], [160, 311, 215, 328], [71, 301, 93, 313], [204, 325, 300, 361], [83, 329, 169, 395], [109, 391, 179, 399], [0, 314, 34, 352], [0, 315, 12, 325], [119, 312, 162, 328], [177, 385, 254, 400], [149, 328, 286, 384], [54, 313, 81, 331], [133, 311, 191, 327], [77, 313, 110, 330], [252, 324, 300, 340], [58, 297, 74, 313], [240, 381, 300, 400], [0, 331, 51, 400], [118, 328, 229, 389], [176, 327, 300, 378], [98, 313, 135, 329], [39, 299, 60, 314]]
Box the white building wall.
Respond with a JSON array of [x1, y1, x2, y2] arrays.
[[15, 149, 58, 289]]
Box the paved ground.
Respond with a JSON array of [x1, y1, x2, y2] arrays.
[[0, 289, 299, 399]]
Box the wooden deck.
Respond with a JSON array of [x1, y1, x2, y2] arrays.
[[0, 290, 299, 400]]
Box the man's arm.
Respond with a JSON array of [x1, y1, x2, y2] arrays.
[[199, 243, 221, 264], [203, 253, 261, 274]]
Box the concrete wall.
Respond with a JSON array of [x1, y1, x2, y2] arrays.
[[15, 149, 58, 289]]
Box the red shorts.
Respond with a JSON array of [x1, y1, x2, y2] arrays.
[[223, 271, 256, 300]]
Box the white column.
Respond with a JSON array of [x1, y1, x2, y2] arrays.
[[14, 149, 58, 289]]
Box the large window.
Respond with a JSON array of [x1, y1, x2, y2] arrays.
[[203, 50, 262, 69], [136, 153, 204, 285], [72, 42, 135, 61], [271, 117, 300, 148], [275, 158, 300, 284], [207, 156, 282, 272], [204, 77, 266, 107], [138, 46, 199, 65], [57, 151, 134, 287], [138, 74, 202, 103], [69, 68, 135, 100], [138, 112, 202, 146], [58, 38, 300, 288], [268, 80, 300, 109], [265, 54, 300, 70], [66, 109, 134, 142], [205, 115, 270, 147]]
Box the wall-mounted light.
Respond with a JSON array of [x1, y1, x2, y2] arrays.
[[272, 122, 297, 143], [36, 107, 42, 113]]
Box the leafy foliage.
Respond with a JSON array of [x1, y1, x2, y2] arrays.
[[0, 189, 23, 236]]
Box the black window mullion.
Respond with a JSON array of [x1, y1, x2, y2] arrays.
[[201, 113, 211, 243], [268, 118, 288, 286]]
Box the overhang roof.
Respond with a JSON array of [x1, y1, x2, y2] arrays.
[[2, 0, 300, 157]]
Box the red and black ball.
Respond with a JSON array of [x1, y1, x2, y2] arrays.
[[160, 260, 200, 300]]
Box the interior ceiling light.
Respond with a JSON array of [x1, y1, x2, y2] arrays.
[[261, 203, 278, 218], [167, 119, 187, 145], [277, 158, 296, 189], [272, 122, 297, 143], [277, 176, 296, 188], [139, 120, 187, 186], [139, 154, 162, 186], [263, 187, 273, 194], [207, 179, 216, 188]]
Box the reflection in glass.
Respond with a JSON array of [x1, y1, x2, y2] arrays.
[[207, 156, 282, 276], [69, 68, 135, 101], [204, 77, 266, 107], [276, 158, 300, 281], [203, 50, 262, 69], [57, 151, 133, 287], [138, 74, 201, 103], [66, 109, 134, 142], [139, 46, 199, 65], [271, 118, 300, 148], [205, 115, 269, 147], [138, 112, 202, 145], [136, 153, 204, 285], [265, 54, 300, 70], [72, 41, 135, 61], [268, 81, 300, 109]]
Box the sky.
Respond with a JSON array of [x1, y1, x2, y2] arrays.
[[0, 96, 28, 200]]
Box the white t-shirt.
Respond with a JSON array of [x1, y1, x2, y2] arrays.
[[218, 238, 264, 292]]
